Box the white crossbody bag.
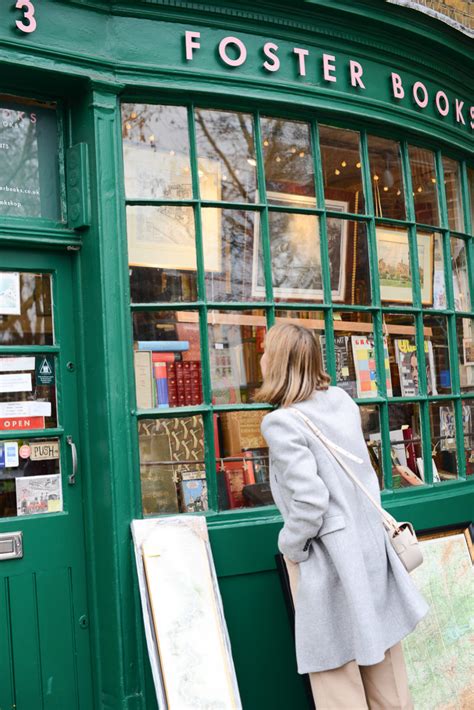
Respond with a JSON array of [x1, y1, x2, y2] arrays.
[[289, 408, 423, 574]]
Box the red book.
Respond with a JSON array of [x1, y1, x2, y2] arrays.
[[166, 363, 178, 407], [222, 459, 256, 509], [402, 427, 417, 473]]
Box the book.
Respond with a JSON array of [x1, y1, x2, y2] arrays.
[[416, 457, 441, 483], [243, 447, 269, 483], [370, 429, 407, 468], [151, 352, 182, 363], [320, 335, 357, 397], [175, 323, 201, 361], [138, 340, 189, 352], [394, 339, 437, 396], [179, 475, 208, 513], [395, 464, 423, 487], [402, 426, 417, 473], [351, 336, 392, 398], [439, 406, 456, 451], [222, 459, 255, 509], [134, 351, 155, 409], [220, 410, 267, 456], [141, 465, 179, 515], [153, 361, 169, 408]]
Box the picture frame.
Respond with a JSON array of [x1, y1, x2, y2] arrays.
[[376, 227, 434, 305], [251, 194, 348, 301], [126, 153, 222, 272]]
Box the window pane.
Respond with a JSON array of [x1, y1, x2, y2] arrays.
[[442, 156, 463, 232], [384, 314, 418, 397], [217, 409, 273, 510], [468, 167, 474, 234], [367, 136, 405, 220], [319, 125, 365, 213], [207, 309, 265, 404], [121, 104, 192, 200], [0, 97, 60, 220], [376, 226, 413, 305], [195, 109, 257, 203], [132, 311, 202, 409], [462, 400, 474, 476], [0, 272, 53, 345], [408, 146, 439, 225], [359, 405, 383, 490], [430, 402, 458, 481], [268, 210, 322, 302], [430, 232, 447, 310], [0, 437, 62, 518], [261, 117, 315, 206], [327, 220, 370, 305], [423, 315, 451, 394], [457, 317, 474, 394], [386, 404, 423, 488], [202, 208, 262, 302], [138, 416, 206, 515], [451, 237, 470, 312], [127, 206, 198, 303]]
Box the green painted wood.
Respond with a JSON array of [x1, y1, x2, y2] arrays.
[[0, 579, 14, 710], [9, 573, 44, 710]]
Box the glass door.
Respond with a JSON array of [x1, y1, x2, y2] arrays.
[[0, 248, 93, 710]]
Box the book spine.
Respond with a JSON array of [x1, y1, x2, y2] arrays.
[[153, 362, 169, 408], [151, 352, 182, 363], [175, 361, 186, 407], [166, 362, 178, 408], [138, 340, 189, 352]]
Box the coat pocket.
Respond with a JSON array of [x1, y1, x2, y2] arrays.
[[318, 514, 346, 537]]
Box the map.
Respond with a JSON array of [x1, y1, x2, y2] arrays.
[[403, 533, 474, 710]]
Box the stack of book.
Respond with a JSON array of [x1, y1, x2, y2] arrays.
[[134, 341, 202, 409]]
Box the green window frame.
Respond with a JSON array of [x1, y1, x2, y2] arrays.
[[121, 100, 474, 515]]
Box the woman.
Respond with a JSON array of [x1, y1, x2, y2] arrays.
[[256, 323, 428, 710]]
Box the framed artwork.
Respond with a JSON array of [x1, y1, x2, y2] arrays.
[[251, 194, 348, 301], [376, 228, 434, 305], [126, 154, 222, 272]]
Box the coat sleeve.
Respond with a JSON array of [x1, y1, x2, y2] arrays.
[[262, 411, 329, 563]]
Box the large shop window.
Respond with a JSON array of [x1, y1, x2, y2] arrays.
[[121, 103, 474, 516]]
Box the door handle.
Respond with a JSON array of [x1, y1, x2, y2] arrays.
[[67, 435, 78, 485]]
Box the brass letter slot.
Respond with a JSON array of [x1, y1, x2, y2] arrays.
[[0, 532, 23, 560]]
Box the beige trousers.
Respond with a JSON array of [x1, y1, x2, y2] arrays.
[[284, 557, 414, 710]]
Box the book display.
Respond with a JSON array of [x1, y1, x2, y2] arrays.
[[351, 336, 392, 398], [394, 339, 437, 397]]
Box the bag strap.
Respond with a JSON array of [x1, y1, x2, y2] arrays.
[[289, 408, 399, 534]]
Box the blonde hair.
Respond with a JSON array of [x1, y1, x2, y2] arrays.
[[255, 323, 331, 407]]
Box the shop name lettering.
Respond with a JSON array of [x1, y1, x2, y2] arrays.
[[185, 32, 474, 130]]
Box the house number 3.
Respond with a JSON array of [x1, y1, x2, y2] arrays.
[[15, 0, 37, 33]]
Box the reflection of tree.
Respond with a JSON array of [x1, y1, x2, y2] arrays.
[[0, 274, 50, 345], [0, 105, 41, 216]]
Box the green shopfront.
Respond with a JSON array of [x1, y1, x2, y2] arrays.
[[0, 1, 472, 708]]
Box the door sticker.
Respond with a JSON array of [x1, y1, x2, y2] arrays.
[[0, 417, 45, 431], [0, 373, 32, 393], [16, 473, 63, 516], [0, 401, 51, 418], [35, 356, 55, 386], [0, 357, 35, 372], [0, 442, 19, 468], [30, 440, 59, 461]]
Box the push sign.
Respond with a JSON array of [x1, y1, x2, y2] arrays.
[[35, 356, 55, 386]]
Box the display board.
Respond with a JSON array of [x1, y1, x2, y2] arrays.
[[131, 517, 242, 710], [0, 98, 60, 219]]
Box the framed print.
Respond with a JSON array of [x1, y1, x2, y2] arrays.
[[0, 272, 21, 315], [376, 228, 433, 304], [463, 338, 474, 366], [126, 155, 222, 272], [251, 194, 348, 301]]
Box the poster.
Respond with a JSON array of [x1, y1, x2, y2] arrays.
[[0, 272, 20, 315], [16, 473, 63, 516], [351, 336, 393, 398]]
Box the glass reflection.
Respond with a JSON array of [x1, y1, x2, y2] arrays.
[[327, 220, 370, 305], [423, 315, 452, 394], [367, 136, 405, 220], [319, 125, 365, 214], [201, 208, 261, 302], [261, 117, 315, 205], [408, 146, 439, 225], [0, 273, 53, 346], [462, 400, 474, 476], [451, 237, 470, 312], [122, 104, 192, 200], [430, 401, 458, 481], [442, 156, 463, 232], [138, 416, 206, 515], [207, 309, 266, 404], [457, 317, 474, 394], [127, 206, 198, 303], [387, 404, 423, 488], [430, 232, 446, 310], [468, 167, 474, 234], [359, 405, 383, 489], [195, 109, 257, 203]]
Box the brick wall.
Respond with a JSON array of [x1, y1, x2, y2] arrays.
[[389, 0, 473, 31]]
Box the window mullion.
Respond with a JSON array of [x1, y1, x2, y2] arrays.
[[460, 161, 474, 311], [254, 110, 274, 328], [187, 103, 218, 511]]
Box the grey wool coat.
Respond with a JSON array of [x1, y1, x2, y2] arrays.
[[261, 386, 429, 674]]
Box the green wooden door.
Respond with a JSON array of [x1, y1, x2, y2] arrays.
[[0, 248, 94, 710]]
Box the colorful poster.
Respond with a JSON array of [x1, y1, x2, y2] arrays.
[[351, 336, 392, 398], [394, 339, 437, 396], [16, 474, 63, 516], [0, 272, 20, 315]]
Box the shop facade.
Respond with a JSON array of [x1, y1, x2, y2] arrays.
[[0, 1, 472, 708]]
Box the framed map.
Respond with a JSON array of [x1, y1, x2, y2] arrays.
[[403, 527, 474, 710]]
